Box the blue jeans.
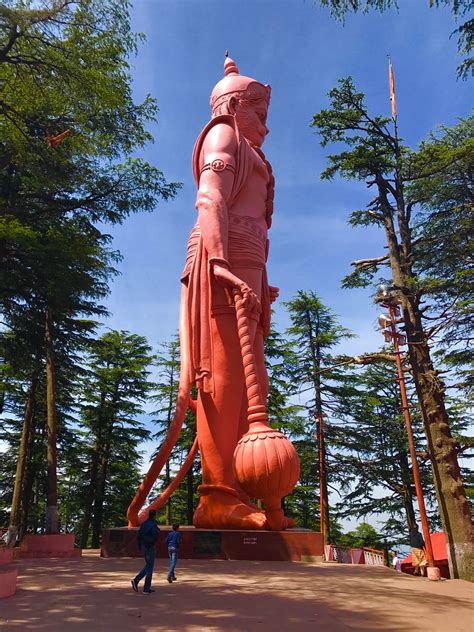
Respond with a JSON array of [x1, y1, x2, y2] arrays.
[[135, 546, 155, 591], [167, 548, 178, 580]]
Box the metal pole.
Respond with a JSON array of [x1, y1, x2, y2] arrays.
[[386, 304, 435, 568]]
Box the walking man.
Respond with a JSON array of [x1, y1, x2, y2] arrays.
[[131, 509, 160, 593], [166, 524, 181, 583]]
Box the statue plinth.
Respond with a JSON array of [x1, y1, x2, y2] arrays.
[[101, 526, 323, 562], [0, 547, 17, 599]]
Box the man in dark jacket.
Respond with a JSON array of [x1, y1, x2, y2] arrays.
[[131, 509, 160, 593], [409, 524, 427, 576]]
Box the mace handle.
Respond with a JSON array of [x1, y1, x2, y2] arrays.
[[232, 288, 268, 425]]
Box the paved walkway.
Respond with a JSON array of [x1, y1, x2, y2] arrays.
[[1, 551, 473, 631]]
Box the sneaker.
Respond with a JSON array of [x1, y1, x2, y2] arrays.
[[131, 579, 138, 593], [172, 576, 177, 581], [143, 589, 155, 594], [167, 577, 173, 583]]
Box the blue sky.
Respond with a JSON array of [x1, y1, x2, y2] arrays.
[[105, 0, 471, 356], [101, 1, 471, 530]]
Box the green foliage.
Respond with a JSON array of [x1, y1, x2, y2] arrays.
[[264, 321, 306, 436], [409, 116, 474, 392], [282, 292, 356, 534], [332, 360, 439, 540], [336, 522, 383, 549], [0, 1, 180, 538], [151, 338, 200, 526], [313, 79, 472, 393], [78, 330, 154, 546], [312, 78, 396, 182]]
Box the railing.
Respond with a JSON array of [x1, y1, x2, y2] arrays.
[[363, 548, 385, 566], [325, 544, 385, 566]]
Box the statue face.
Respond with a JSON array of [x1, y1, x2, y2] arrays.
[[234, 99, 269, 147]]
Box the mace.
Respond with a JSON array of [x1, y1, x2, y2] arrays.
[[232, 288, 300, 530]]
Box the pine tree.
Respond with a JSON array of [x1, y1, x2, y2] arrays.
[[1, 0, 180, 542], [333, 359, 439, 541], [312, 80, 473, 579], [150, 338, 200, 526], [78, 330, 153, 547], [284, 291, 355, 542], [151, 339, 180, 525]]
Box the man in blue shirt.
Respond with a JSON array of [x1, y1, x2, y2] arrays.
[[166, 524, 181, 583], [131, 509, 160, 594]]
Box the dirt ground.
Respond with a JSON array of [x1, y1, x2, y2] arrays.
[[1, 551, 473, 631]]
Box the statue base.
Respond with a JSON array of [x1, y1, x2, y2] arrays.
[[101, 526, 323, 562], [0, 547, 17, 599], [15, 534, 82, 559]]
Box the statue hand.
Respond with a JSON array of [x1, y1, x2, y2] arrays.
[[269, 286, 280, 303], [213, 264, 261, 318]]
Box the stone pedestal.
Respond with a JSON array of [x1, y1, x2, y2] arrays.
[[18, 534, 81, 559], [0, 547, 17, 599], [427, 566, 441, 581], [101, 526, 324, 562]]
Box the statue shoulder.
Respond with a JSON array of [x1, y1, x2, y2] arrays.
[[200, 116, 239, 156], [192, 115, 240, 183]]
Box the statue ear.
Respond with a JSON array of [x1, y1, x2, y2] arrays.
[[228, 96, 237, 115]]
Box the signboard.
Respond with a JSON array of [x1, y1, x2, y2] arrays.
[[193, 531, 222, 554]]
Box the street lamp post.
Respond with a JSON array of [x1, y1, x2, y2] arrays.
[[376, 285, 440, 581]]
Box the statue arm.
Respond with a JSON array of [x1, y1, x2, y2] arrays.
[[196, 123, 260, 314], [196, 122, 236, 266]]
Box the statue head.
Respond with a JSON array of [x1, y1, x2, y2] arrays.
[[210, 53, 271, 147]]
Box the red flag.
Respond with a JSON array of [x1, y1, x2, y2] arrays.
[[388, 59, 397, 119]]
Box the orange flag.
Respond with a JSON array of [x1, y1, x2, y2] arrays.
[[46, 128, 70, 148], [388, 59, 397, 119]]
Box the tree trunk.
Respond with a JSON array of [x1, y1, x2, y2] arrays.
[[302, 493, 309, 529], [19, 398, 38, 540], [44, 308, 58, 534], [381, 186, 473, 581], [80, 390, 108, 548], [7, 370, 38, 546], [323, 454, 331, 544], [91, 437, 111, 548], [397, 448, 417, 532], [404, 306, 473, 580], [402, 485, 417, 532], [79, 441, 101, 548]]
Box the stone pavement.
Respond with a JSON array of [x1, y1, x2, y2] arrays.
[[1, 550, 472, 631]]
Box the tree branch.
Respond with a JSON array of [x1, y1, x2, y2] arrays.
[[351, 254, 390, 270]]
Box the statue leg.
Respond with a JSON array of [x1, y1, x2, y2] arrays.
[[193, 269, 267, 530]]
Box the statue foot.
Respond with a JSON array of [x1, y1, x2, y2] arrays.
[[193, 487, 267, 530], [283, 515, 296, 528]]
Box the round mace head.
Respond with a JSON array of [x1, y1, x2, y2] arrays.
[[233, 425, 300, 501], [210, 51, 271, 115]]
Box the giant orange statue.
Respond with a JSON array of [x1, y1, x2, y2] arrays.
[[128, 54, 299, 530]]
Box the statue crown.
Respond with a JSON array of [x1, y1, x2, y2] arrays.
[[210, 52, 271, 114]]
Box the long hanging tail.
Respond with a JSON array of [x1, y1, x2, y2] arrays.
[[135, 434, 199, 522], [127, 286, 197, 526]]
